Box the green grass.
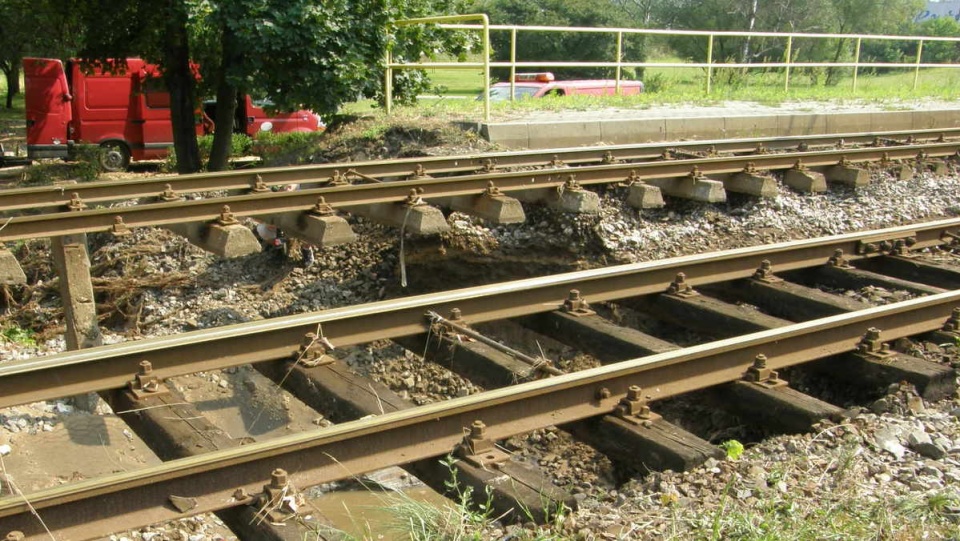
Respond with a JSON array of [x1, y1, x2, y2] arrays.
[[1, 325, 37, 347], [424, 67, 485, 96], [0, 94, 24, 122], [0, 74, 26, 155], [399, 53, 960, 121]]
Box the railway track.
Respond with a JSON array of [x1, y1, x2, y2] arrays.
[[1, 127, 956, 214], [1, 219, 959, 539], [0, 129, 958, 246]]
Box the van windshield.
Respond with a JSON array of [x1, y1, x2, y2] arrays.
[[488, 85, 541, 101]]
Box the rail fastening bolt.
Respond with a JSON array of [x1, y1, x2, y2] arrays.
[[139, 360, 152, 376], [753, 354, 768, 369], [301, 332, 318, 348], [626, 385, 642, 400], [270, 469, 288, 488], [5, 532, 24, 541], [470, 420, 486, 439]]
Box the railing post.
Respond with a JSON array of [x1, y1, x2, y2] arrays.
[[914, 39, 924, 91], [706, 34, 714, 95], [384, 46, 393, 116], [483, 18, 491, 121], [615, 31, 623, 94], [509, 28, 517, 102], [784, 36, 793, 92], [853, 37, 862, 92]]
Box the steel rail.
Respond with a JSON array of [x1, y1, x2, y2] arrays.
[[1, 143, 958, 243], [0, 128, 956, 213], [1, 291, 958, 539], [0, 218, 953, 410]]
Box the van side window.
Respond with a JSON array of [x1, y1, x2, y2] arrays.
[[143, 76, 170, 109]]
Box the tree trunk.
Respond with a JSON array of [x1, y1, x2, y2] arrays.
[[741, 0, 759, 63], [207, 25, 241, 172], [2, 61, 19, 109], [206, 83, 237, 172], [826, 37, 848, 86], [161, 0, 201, 174]]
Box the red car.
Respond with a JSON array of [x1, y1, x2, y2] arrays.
[[487, 72, 644, 101]]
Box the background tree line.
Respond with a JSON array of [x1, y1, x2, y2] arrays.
[[467, 0, 954, 85], [0, 0, 954, 173]]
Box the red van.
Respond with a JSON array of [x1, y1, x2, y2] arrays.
[[24, 57, 324, 171], [487, 72, 644, 101]]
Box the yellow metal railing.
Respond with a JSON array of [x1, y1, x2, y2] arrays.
[[387, 14, 491, 121], [385, 17, 960, 121]]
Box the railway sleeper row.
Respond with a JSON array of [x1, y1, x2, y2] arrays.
[[3, 243, 960, 539], [1, 136, 959, 277], [0, 147, 955, 336], [2, 128, 956, 214]]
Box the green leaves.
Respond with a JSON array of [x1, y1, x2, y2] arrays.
[[720, 439, 745, 460], [1, 325, 36, 347]]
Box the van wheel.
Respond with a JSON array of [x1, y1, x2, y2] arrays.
[[99, 142, 130, 172]]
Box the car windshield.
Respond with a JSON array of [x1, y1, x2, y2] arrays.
[[487, 85, 541, 101]]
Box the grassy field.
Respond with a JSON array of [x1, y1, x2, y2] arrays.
[[401, 60, 960, 122], [0, 74, 25, 122], [423, 64, 950, 98], [0, 79, 26, 154]]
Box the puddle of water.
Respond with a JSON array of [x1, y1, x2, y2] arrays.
[[308, 485, 451, 540]]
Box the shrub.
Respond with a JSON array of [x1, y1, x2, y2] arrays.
[[72, 145, 104, 182], [251, 131, 325, 166], [1, 325, 36, 346], [163, 133, 253, 172]]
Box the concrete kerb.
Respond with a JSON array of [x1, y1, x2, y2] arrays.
[[825, 112, 873, 135], [474, 105, 960, 151], [527, 121, 603, 149], [600, 119, 667, 145], [777, 113, 827, 137], [723, 116, 779, 139], [663, 117, 717, 142], [912, 109, 959, 130], [481, 123, 530, 149]]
